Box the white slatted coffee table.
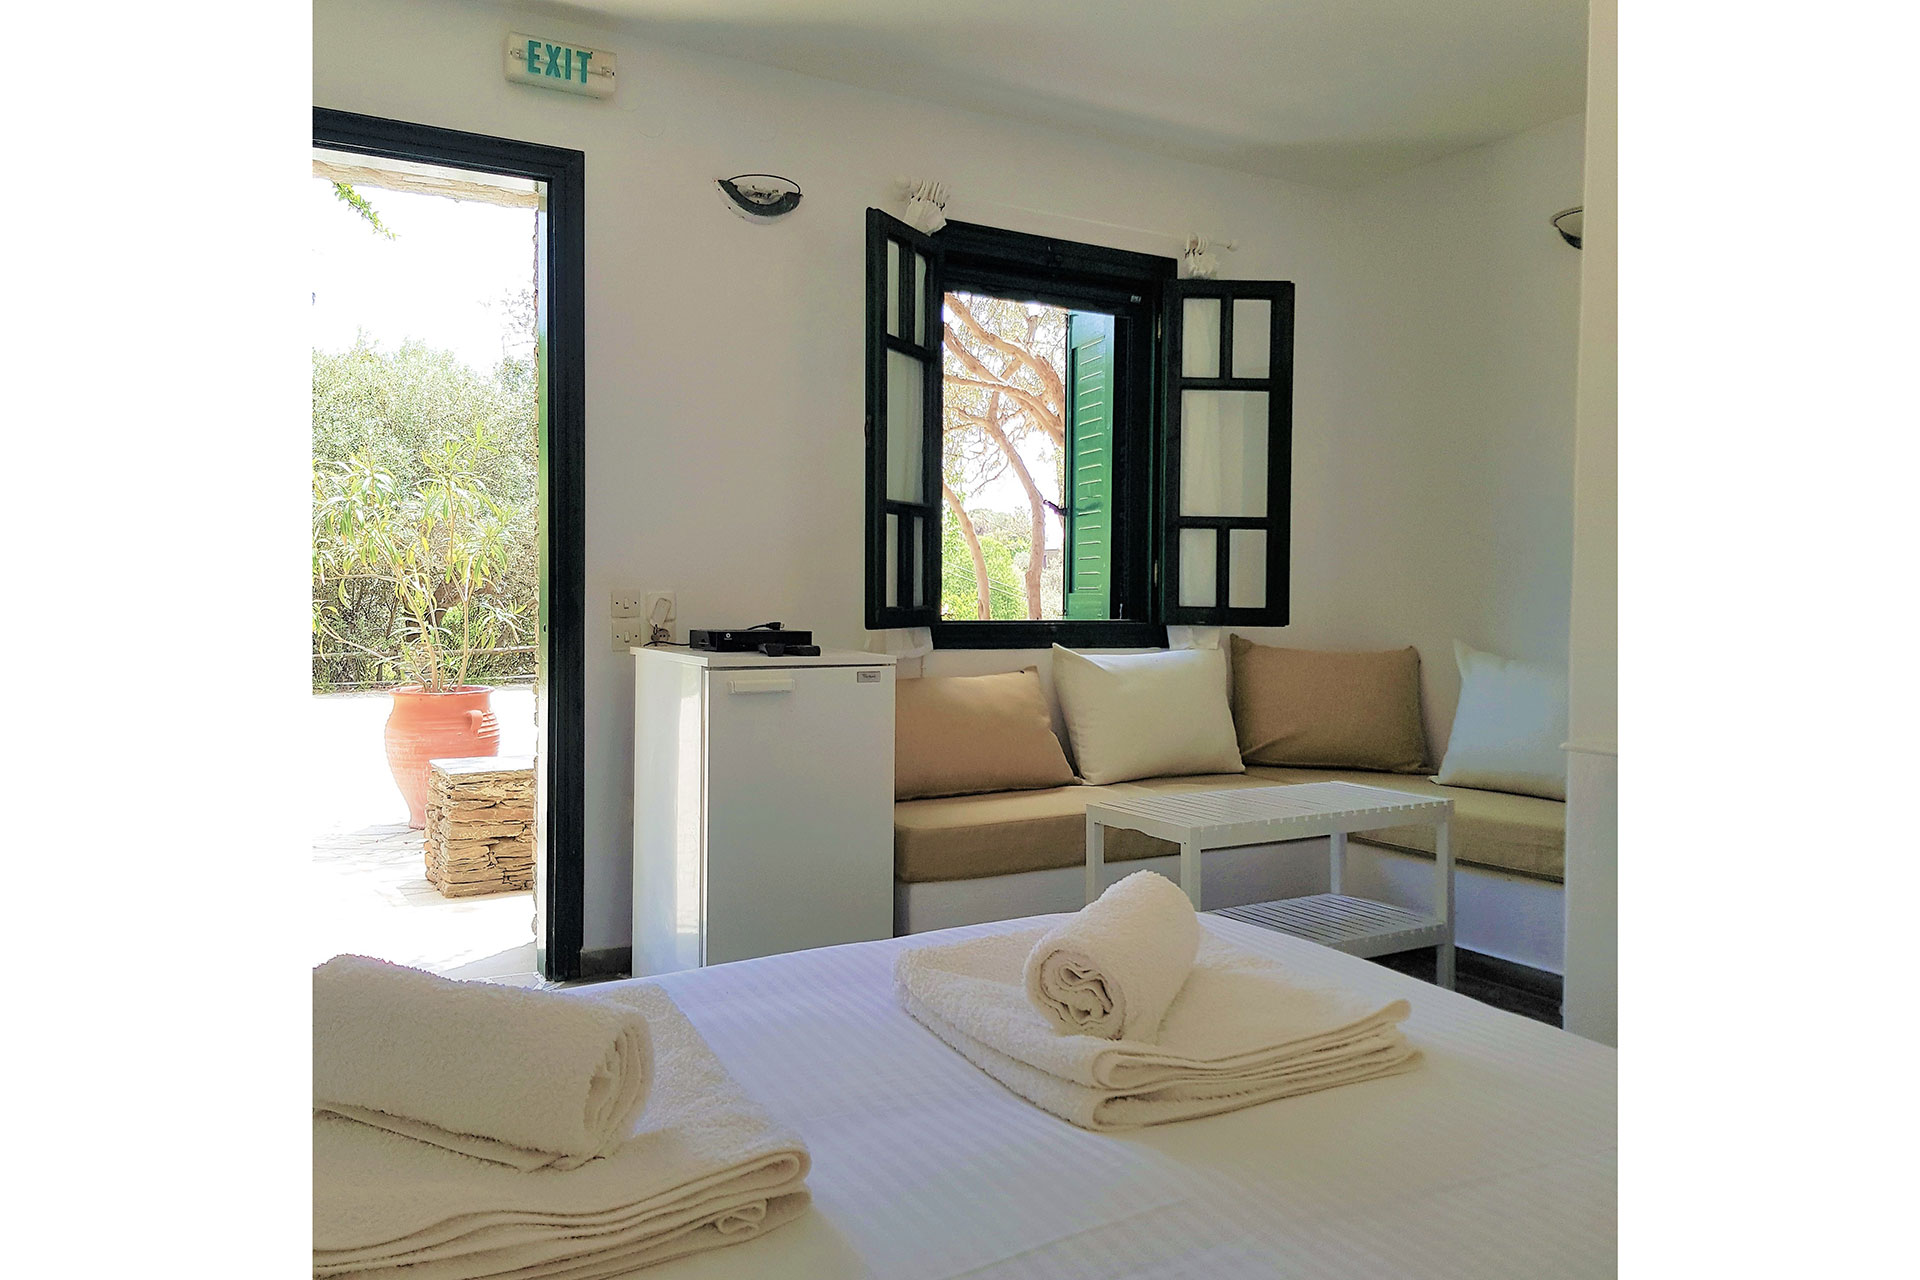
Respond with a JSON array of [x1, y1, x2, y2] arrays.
[[1084, 782, 1456, 988]]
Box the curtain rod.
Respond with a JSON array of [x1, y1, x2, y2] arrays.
[[953, 194, 1238, 252]]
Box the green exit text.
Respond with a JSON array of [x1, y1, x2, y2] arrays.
[[525, 40, 592, 85]]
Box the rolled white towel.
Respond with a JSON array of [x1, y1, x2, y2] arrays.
[[1022, 869, 1199, 1040], [313, 955, 652, 1170]]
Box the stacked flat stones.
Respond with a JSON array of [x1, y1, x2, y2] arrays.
[[424, 755, 536, 898]]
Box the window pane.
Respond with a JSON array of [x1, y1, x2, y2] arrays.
[[884, 513, 899, 608], [1182, 297, 1221, 378], [886, 350, 925, 502], [1228, 529, 1267, 609], [914, 253, 928, 346], [911, 516, 926, 607], [1178, 528, 1216, 607], [1232, 299, 1270, 378], [1179, 390, 1268, 516], [886, 239, 902, 339]]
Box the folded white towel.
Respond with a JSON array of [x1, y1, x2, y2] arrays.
[[314, 983, 811, 1280], [313, 955, 652, 1170], [1022, 869, 1199, 1040], [897, 924, 1420, 1130]]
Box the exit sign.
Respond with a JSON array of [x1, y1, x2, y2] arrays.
[[504, 32, 615, 99]]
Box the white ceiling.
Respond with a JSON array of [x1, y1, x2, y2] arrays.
[[538, 0, 1589, 188]]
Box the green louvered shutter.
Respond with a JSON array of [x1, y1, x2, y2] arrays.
[[1063, 312, 1115, 620]]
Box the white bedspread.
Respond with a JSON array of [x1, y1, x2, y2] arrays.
[[609, 913, 1616, 1279]]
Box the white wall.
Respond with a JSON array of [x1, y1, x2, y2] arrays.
[[1561, 0, 1619, 1045], [315, 0, 1348, 950], [314, 0, 1589, 953], [934, 117, 1587, 759], [1259, 113, 1586, 756]]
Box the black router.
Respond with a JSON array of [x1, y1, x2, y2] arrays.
[[688, 622, 816, 655]]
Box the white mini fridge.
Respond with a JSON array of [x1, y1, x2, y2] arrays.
[[632, 646, 897, 975]]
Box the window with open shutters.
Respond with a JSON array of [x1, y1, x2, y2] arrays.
[[1063, 311, 1115, 621], [1161, 280, 1295, 626], [864, 209, 942, 627], [865, 211, 1293, 644]]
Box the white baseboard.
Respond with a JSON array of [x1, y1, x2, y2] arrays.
[[897, 836, 1565, 974], [1340, 842, 1565, 974]]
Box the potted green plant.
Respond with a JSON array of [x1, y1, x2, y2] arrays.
[[313, 424, 526, 827]]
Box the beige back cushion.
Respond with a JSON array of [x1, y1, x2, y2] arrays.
[[895, 668, 1076, 800], [1229, 637, 1430, 773], [1050, 645, 1245, 785]]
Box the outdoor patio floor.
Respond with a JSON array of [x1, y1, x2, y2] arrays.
[[310, 686, 542, 981]]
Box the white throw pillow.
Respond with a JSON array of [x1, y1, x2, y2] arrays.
[[1434, 640, 1568, 800], [1049, 645, 1245, 785]]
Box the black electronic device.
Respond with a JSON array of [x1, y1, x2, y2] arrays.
[[756, 642, 821, 658], [688, 622, 814, 653]]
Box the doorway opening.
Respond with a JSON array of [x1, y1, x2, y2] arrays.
[[310, 110, 585, 981]]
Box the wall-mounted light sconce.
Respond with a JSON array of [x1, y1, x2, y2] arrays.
[[1551, 206, 1584, 249], [717, 174, 803, 221]]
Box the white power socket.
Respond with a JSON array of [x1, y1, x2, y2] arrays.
[[643, 590, 677, 643], [612, 619, 650, 651]]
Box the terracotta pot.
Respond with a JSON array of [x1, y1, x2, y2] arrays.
[[384, 685, 501, 828]]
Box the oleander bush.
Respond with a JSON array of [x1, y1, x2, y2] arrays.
[[311, 338, 538, 691]]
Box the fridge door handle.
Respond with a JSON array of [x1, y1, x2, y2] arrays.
[[727, 675, 796, 695]]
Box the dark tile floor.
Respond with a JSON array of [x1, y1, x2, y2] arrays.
[[1369, 948, 1563, 1027]]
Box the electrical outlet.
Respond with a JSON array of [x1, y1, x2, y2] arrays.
[[613, 618, 650, 651], [610, 590, 642, 618], [643, 590, 677, 642]]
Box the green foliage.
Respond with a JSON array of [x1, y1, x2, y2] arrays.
[[940, 509, 1031, 621], [332, 182, 397, 239], [312, 338, 537, 690]]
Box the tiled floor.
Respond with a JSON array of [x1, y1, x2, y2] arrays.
[[1369, 947, 1564, 1026], [310, 687, 541, 981]]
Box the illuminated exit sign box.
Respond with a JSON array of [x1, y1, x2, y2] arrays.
[[505, 33, 616, 99]]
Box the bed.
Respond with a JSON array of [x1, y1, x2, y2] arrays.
[[614, 912, 1616, 1279]]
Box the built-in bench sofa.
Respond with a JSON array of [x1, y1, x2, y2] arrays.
[[896, 770, 1565, 971], [891, 647, 1568, 973]]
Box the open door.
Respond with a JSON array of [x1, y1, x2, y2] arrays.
[[314, 108, 587, 981]]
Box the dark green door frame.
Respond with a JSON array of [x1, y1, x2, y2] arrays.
[[312, 107, 587, 981]]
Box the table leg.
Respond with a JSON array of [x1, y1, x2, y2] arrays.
[[1329, 830, 1346, 896], [1434, 816, 1455, 990], [1180, 838, 1203, 909], [1085, 814, 1105, 906]]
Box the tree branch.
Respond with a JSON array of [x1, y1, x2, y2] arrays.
[[942, 481, 993, 619], [947, 294, 1065, 416], [942, 301, 1064, 447], [944, 374, 1063, 446], [971, 411, 1051, 619]]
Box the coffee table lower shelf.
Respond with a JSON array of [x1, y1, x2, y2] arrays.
[[1213, 894, 1450, 960]]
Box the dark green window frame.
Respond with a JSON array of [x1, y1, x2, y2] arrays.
[[864, 212, 1294, 648]]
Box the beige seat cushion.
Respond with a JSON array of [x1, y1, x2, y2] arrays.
[[895, 668, 1076, 800], [1243, 767, 1565, 881], [1229, 636, 1430, 773], [895, 773, 1291, 884], [894, 768, 1565, 885]]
